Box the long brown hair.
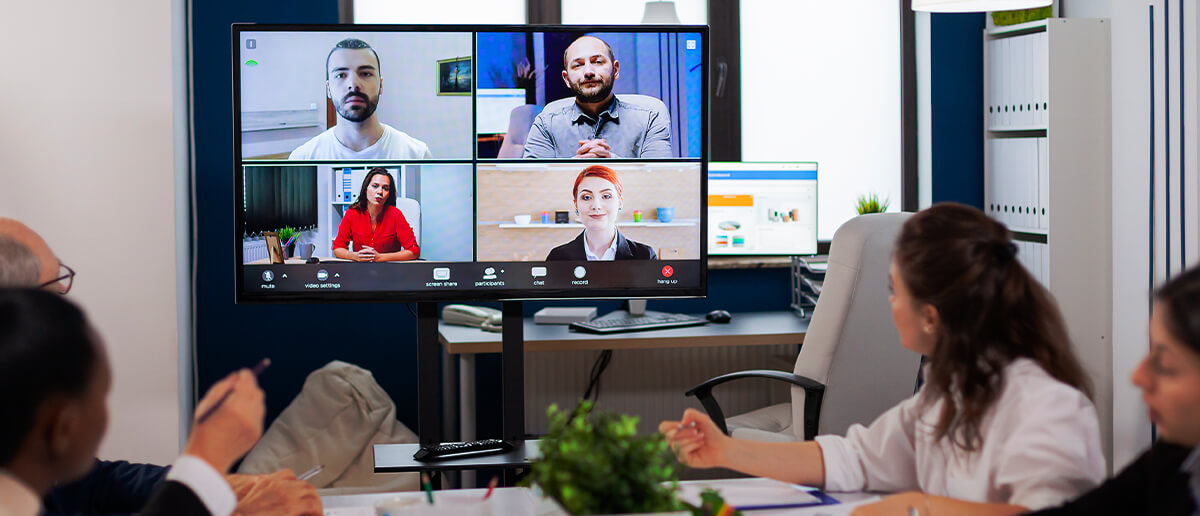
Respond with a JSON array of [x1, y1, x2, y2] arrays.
[[349, 168, 397, 213], [895, 203, 1090, 451]]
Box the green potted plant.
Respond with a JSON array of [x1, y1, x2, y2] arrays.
[[277, 226, 300, 258], [854, 193, 890, 215], [526, 401, 741, 516]]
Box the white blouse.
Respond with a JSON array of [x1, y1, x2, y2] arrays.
[[815, 358, 1106, 510]]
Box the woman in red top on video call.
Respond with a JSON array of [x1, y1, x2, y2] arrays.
[[332, 167, 420, 262]]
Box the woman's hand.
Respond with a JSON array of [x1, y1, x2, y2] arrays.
[[658, 408, 729, 469], [850, 492, 928, 516], [350, 246, 376, 262]]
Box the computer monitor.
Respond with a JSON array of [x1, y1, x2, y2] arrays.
[[707, 162, 818, 256], [233, 25, 708, 302]]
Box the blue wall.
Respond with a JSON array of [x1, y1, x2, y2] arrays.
[[930, 13, 985, 208], [192, 1, 795, 438]]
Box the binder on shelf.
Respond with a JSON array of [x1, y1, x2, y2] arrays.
[[998, 37, 1008, 127], [1025, 137, 1038, 229], [1016, 35, 1028, 128], [1038, 137, 1049, 229], [988, 38, 1000, 128], [1036, 32, 1048, 127]]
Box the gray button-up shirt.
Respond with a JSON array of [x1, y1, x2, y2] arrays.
[[521, 94, 673, 158]]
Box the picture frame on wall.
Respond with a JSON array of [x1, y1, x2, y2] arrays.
[[437, 57, 472, 95]]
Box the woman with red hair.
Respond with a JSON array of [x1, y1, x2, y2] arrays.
[[546, 165, 656, 261]]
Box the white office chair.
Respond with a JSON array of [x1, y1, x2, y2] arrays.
[[687, 213, 923, 442], [395, 197, 420, 245]]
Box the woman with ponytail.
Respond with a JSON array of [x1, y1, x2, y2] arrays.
[[661, 203, 1105, 515]]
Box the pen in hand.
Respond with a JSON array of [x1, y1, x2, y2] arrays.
[[297, 464, 324, 481], [196, 358, 271, 424]]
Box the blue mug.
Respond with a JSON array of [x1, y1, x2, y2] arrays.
[[657, 206, 675, 223]]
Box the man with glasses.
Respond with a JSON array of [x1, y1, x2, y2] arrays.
[[0, 219, 70, 294], [0, 217, 321, 516]]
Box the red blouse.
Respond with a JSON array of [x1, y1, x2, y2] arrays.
[[333, 206, 420, 258]]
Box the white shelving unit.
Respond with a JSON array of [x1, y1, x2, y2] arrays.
[[983, 17, 1112, 463]]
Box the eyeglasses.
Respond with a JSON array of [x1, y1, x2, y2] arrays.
[[38, 263, 75, 295]]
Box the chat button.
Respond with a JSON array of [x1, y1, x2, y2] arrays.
[[531, 266, 547, 278]]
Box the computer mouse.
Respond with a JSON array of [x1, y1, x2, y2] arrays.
[[306, 257, 320, 264], [706, 309, 732, 324]]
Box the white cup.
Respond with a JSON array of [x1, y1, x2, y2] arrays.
[[513, 214, 532, 225]]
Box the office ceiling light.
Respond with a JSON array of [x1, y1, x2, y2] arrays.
[[642, 1, 681, 23], [912, 0, 1051, 12]]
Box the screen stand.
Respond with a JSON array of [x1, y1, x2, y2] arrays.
[[415, 301, 526, 486], [501, 301, 525, 485], [416, 302, 442, 447], [624, 299, 648, 316]]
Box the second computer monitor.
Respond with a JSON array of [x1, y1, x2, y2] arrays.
[[708, 162, 818, 256]]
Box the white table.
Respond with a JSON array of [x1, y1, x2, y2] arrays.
[[321, 477, 878, 516]]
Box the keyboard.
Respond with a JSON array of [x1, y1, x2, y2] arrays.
[[412, 439, 514, 462], [569, 313, 708, 334]]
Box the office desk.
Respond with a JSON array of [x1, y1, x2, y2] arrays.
[[439, 310, 808, 354], [440, 311, 808, 442], [322, 477, 876, 515]]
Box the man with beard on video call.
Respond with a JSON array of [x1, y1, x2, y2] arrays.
[[289, 38, 433, 160], [522, 35, 673, 159]]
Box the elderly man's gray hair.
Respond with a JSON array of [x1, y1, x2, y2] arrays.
[[0, 234, 41, 286]]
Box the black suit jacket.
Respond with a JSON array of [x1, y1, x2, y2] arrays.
[[138, 480, 212, 516], [545, 230, 658, 261], [1028, 441, 1194, 516], [45, 460, 168, 516]]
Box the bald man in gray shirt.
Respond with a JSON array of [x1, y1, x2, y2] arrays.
[[522, 35, 673, 159]]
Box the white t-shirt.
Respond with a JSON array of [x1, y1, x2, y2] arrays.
[[289, 123, 432, 160], [815, 358, 1106, 510]]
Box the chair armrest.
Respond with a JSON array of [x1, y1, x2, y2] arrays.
[[685, 370, 825, 440]]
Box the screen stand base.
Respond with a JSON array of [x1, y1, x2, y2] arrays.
[[415, 301, 526, 486]]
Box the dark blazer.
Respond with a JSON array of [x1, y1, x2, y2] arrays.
[[545, 230, 658, 261], [1028, 441, 1194, 516], [45, 460, 168, 516], [138, 480, 213, 516]]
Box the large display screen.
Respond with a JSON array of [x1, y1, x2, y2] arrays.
[[233, 25, 707, 302]]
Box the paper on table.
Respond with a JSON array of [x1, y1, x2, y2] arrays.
[[677, 479, 822, 508], [324, 507, 374, 516], [786, 495, 882, 516]]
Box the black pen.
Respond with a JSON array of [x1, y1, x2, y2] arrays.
[[196, 358, 270, 424]]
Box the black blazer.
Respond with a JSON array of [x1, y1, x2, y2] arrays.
[[45, 460, 168, 516], [545, 230, 658, 261], [1028, 441, 1194, 516], [138, 480, 213, 516]]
